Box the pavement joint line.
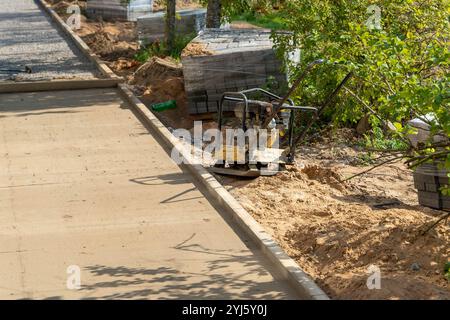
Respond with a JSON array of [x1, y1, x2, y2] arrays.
[[32, 0, 330, 300]]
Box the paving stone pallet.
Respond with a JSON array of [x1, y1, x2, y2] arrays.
[[137, 9, 207, 45], [86, 0, 153, 21], [181, 29, 287, 115], [414, 163, 450, 210]]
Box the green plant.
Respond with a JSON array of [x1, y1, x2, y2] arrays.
[[200, 0, 285, 23], [134, 33, 196, 62], [272, 0, 449, 191], [362, 126, 409, 151], [134, 47, 151, 63]]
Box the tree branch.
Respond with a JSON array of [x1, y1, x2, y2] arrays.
[[341, 156, 404, 182], [420, 211, 450, 236]]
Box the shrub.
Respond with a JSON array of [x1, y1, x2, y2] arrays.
[[271, 0, 449, 191]]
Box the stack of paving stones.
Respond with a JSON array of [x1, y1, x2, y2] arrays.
[[414, 163, 450, 210], [137, 9, 207, 45], [181, 29, 287, 114], [86, 0, 153, 21]]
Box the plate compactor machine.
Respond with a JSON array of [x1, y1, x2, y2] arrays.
[[208, 59, 353, 177]]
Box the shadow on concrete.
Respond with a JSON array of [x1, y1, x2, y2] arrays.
[[130, 173, 192, 186], [0, 109, 81, 118], [0, 89, 121, 112], [130, 173, 205, 204], [77, 243, 292, 299]]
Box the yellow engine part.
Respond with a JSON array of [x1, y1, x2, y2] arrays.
[[213, 129, 281, 163], [214, 145, 247, 163]]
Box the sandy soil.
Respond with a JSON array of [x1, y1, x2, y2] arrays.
[[130, 57, 200, 130], [219, 130, 450, 300]]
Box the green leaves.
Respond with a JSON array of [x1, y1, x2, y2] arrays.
[[272, 0, 449, 181], [264, 1, 450, 197]]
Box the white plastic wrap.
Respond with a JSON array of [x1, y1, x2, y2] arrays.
[[181, 29, 287, 114]]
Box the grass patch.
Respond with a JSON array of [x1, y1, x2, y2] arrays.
[[360, 127, 409, 151], [134, 33, 196, 63]]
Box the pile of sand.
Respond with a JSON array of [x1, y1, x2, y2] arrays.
[[110, 58, 140, 72], [83, 31, 116, 56], [129, 57, 197, 130], [82, 29, 138, 61], [130, 57, 183, 86], [221, 137, 450, 300]]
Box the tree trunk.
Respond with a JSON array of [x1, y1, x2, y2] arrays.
[[206, 0, 222, 28], [165, 0, 176, 53]]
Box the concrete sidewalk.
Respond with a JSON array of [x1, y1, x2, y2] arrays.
[[0, 88, 298, 299]]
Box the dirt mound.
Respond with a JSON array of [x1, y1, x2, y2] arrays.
[[142, 77, 185, 103], [285, 208, 449, 299], [82, 30, 137, 61], [223, 157, 450, 299], [83, 31, 115, 55], [139, 76, 193, 130], [129, 57, 195, 129], [108, 58, 141, 80], [301, 165, 346, 191], [110, 58, 140, 72], [130, 57, 183, 86]]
